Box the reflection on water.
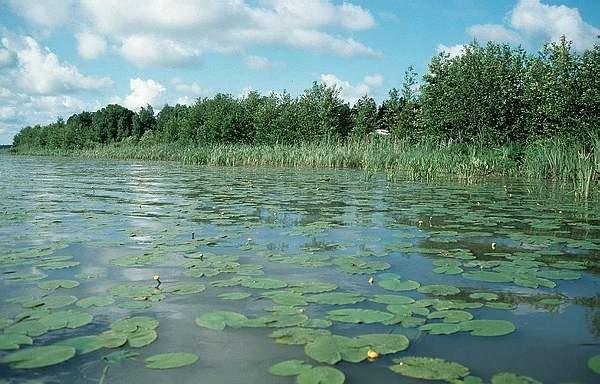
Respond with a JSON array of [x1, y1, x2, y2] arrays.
[[0, 155, 599, 383]]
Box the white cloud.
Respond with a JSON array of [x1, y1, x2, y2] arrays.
[[10, 0, 379, 66], [467, 24, 520, 43], [0, 48, 13, 67], [511, 0, 599, 51], [76, 32, 107, 59], [120, 35, 201, 67], [244, 55, 273, 71], [9, 0, 75, 28], [320, 73, 384, 104], [171, 78, 210, 96], [436, 44, 467, 59], [1, 35, 112, 94], [122, 78, 166, 110]]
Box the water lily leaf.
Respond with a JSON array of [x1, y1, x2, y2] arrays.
[[588, 355, 600, 374], [269, 360, 312, 376], [491, 372, 542, 384], [241, 278, 288, 289], [512, 276, 556, 289], [37, 261, 80, 270], [418, 285, 460, 296], [56, 335, 103, 354], [3, 320, 48, 337], [297, 366, 345, 384], [354, 334, 409, 354], [0, 334, 33, 350], [303, 335, 356, 364], [270, 327, 331, 345], [458, 320, 515, 336], [463, 271, 513, 283], [162, 282, 206, 295], [302, 319, 332, 328], [389, 356, 470, 381], [535, 270, 581, 281], [38, 280, 80, 290], [419, 323, 461, 335], [195, 311, 248, 330], [263, 291, 308, 306], [427, 310, 473, 323], [0, 345, 76, 369], [433, 266, 463, 275], [369, 295, 415, 305], [326, 309, 394, 324], [22, 295, 78, 309], [118, 301, 152, 310], [469, 292, 498, 301], [218, 292, 251, 300], [76, 296, 115, 308], [307, 292, 365, 305], [144, 352, 198, 369], [537, 298, 565, 306], [378, 279, 420, 292], [97, 331, 128, 348], [102, 350, 139, 364]]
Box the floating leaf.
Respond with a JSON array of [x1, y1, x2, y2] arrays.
[[369, 295, 415, 305], [469, 292, 498, 301], [270, 327, 331, 345], [56, 335, 103, 354], [418, 285, 460, 296], [297, 366, 345, 384], [269, 360, 312, 376], [491, 372, 542, 384], [463, 271, 513, 283], [76, 296, 115, 308], [0, 345, 76, 369], [103, 350, 139, 364], [195, 311, 248, 330], [378, 279, 420, 292], [144, 352, 198, 369], [427, 310, 473, 323], [307, 292, 365, 305], [37, 261, 80, 270], [162, 282, 206, 295], [127, 328, 158, 348], [38, 280, 80, 290], [111, 316, 158, 333], [390, 356, 470, 381], [419, 323, 460, 335], [589, 355, 600, 374], [459, 320, 515, 336], [0, 334, 33, 350], [326, 309, 394, 324], [241, 278, 288, 289], [21, 295, 78, 309]]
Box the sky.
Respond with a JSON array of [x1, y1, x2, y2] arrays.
[[0, 0, 599, 144]]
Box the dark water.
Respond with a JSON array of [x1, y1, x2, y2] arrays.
[[0, 155, 598, 383]]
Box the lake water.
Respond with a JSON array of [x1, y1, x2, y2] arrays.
[[0, 155, 598, 383]]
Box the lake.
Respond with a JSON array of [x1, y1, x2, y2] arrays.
[[0, 155, 599, 383]]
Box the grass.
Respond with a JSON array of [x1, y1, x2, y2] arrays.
[[9, 136, 599, 199]]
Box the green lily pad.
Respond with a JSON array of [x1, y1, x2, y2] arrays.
[[38, 280, 80, 290], [427, 310, 473, 323], [97, 331, 128, 348], [56, 335, 104, 354], [326, 309, 394, 324], [491, 372, 542, 384], [390, 356, 470, 381], [459, 320, 515, 336], [76, 296, 115, 308], [469, 292, 498, 301], [588, 355, 600, 374], [0, 345, 76, 369], [379, 279, 421, 292], [304, 334, 408, 364], [162, 282, 206, 295], [269, 360, 312, 376], [297, 366, 345, 384], [270, 327, 331, 345], [111, 316, 159, 333], [463, 271, 513, 283], [144, 352, 198, 369], [241, 278, 288, 289], [0, 334, 33, 350], [102, 350, 139, 364], [307, 292, 365, 305], [369, 295, 415, 305], [218, 292, 251, 300], [21, 295, 78, 309], [419, 323, 461, 335], [418, 285, 460, 296], [195, 311, 248, 330]]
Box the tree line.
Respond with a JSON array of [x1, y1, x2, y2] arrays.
[[12, 37, 599, 150]]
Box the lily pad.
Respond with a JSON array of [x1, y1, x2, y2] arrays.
[[491, 373, 542, 384], [369, 295, 415, 305], [297, 366, 345, 384], [469, 292, 498, 301], [463, 271, 513, 283], [427, 310, 473, 323], [241, 278, 288, 289], [418, 285, 460, 296], [588, 355, 600, 374], [326, 309, 394, 324], [307, 292, 365, 305], [389, 356, 470, 381], [419, 323, 461, 335], [144, 352, 198, 369], [459, 320, 515, 336], [0, 345, 76, 369], [270, 327, 331, 345], [0, 334, 33, 350], [38, 280, 80, 290], [76, 296, 115, 308], [56, 335, 104, 354], [269, 360, 312, 376], [378, 279, 420, 292], [195, 311, 248, 330]]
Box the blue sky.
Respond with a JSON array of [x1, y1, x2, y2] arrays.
[[1, 0, 599, 144]]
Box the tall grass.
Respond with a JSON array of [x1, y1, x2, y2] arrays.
[[10, 136, 598, 198]]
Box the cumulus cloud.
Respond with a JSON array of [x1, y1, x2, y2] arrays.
[[510, 0, 600, 51], [1, 35, 112, 95], [9, 0, 75, 28], [467, 24, 520, 43], [9, 0, 379, 67], [76, 32, 107, 59], [121, 78, 166, 110], [320, 73, 384, 104], [244, 55, 273, 71], [436, 44, 467, 59], [171, 78, 210, 97]]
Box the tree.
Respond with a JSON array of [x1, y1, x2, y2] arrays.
[[350, 94, 377, 138]]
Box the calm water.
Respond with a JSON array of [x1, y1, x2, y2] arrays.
[[0, 155, 599, 384]]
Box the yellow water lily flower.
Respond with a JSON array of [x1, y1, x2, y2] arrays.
[[368, 276, 374, 286], [367, 349, 379, 360]]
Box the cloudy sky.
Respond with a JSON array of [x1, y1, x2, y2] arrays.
[[1, 0, 599, 144]]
